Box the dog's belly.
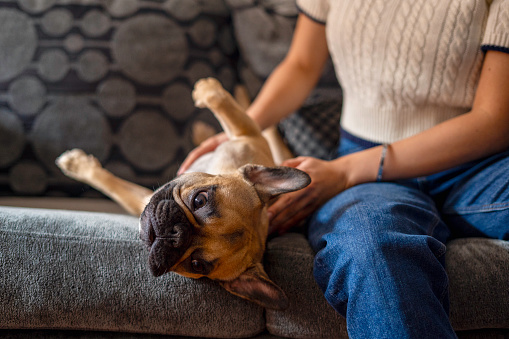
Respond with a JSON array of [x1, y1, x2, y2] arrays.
[[186, 149, 238, 175], [186, 140, 273, 176], [187, 152, 218, 174]]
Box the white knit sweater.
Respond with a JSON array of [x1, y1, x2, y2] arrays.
[[297, 0, 509, 144]]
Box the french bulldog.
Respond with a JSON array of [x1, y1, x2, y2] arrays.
[[56, 78, 310, 310]]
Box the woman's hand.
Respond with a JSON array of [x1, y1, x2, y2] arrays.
[[178, 132, 228, 175], [267, 156, 348, 235]]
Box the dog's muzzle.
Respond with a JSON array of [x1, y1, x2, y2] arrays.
[[140, 182, 192, 277]]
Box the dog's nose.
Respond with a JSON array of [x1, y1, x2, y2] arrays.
[[140, 197, 193, 277], [158, 223, 189, 248], [154, 199, 191, 243]]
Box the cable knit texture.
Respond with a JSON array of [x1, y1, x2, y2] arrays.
[[297, 0, 509, 143]]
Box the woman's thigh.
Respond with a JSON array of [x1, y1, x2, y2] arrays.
[[308, 182, 450, 253], [307, 182, 455, 337], [440, 151, 509, 240]]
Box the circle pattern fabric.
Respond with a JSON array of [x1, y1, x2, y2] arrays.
[[0, 0, 236, 196]]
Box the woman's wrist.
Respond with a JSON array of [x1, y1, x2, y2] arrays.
[[334, 145, 385, 189], [376, 144, 389, 182]]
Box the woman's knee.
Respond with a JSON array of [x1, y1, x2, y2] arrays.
[[308, 183, 445, 252], [309, 183, 450, 309]]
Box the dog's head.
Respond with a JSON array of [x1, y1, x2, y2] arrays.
[[139, 164, 310, 310]]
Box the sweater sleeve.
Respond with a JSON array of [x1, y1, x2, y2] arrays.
[[296, 0, 329, 24], [482, 0, 509, 53]]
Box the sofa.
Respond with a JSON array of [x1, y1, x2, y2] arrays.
[[1, 1, 508, 338]]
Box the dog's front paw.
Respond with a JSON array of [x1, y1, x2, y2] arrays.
[[56, 149, 102, 183], [192, 77, 227, 109]]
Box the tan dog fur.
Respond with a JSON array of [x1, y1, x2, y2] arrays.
[[56, 78, 309, 310]]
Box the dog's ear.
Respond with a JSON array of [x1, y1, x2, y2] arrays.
[[220, 263, 289, 310], [239, 164, 311, 201]]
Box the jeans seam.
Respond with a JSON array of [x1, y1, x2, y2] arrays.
[[427, 215, 447, 257], [417, 176, 427, 191], [439, 274, 450, 308], [427, 214, 449, 314], [314, 255, 343, 307], [365, 227, 402, 335], [443, 201, 509, 215], [426, 215, 450, 311]]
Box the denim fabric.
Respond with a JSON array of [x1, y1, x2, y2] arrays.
[[308, 135, 509, 339]]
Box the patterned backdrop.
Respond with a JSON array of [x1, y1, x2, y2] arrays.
[[0, 0, 237, 196]]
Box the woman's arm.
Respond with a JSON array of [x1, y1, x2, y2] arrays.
[[246, 13, 330, 130], [269, 50, 509, 233], [178, 14, 329, 174]]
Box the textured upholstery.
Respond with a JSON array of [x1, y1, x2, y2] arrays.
[[0, 0, 235, 197], [0, 206, 264, 338]]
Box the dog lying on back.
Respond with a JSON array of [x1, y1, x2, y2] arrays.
[[56, 78, 310, 310]]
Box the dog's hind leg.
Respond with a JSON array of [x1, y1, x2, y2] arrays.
[[262, 126, 294, 165], [233, 84, 294, 165], [192, 78, 262, 139], [56, 149, 153, 216]]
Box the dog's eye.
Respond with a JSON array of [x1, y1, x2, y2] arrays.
[[191, 259, 205, 273], [193, 192, 208, 210]]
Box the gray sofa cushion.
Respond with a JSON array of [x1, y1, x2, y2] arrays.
[[265, 233, 348, 338], [447, 238, 509, 331], [0, 206, 264, 338], [264, 233, 509, 338]]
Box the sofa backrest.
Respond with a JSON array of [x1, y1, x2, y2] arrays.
[[0, 0, 236, 197]]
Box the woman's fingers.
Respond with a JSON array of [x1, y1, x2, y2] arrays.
[[268, 156, 347, 235], [268, 187, 316, 234], [269, 201, 314, 234], [281, 157, 306, 168]]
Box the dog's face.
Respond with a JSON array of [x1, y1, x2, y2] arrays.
[[139, 164, 310, 309]]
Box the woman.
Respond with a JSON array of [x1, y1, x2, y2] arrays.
[[180, 1, 509, 337]]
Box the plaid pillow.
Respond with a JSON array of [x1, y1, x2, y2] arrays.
[[280, 100, 342, 160]]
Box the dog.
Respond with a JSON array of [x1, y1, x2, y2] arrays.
[[56, 78, 310, 310]]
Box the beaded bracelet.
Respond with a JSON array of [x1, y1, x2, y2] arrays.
[[376, 144, 388, 182]]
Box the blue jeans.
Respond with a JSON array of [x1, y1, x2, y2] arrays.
[[308, 133, 509, 339]]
